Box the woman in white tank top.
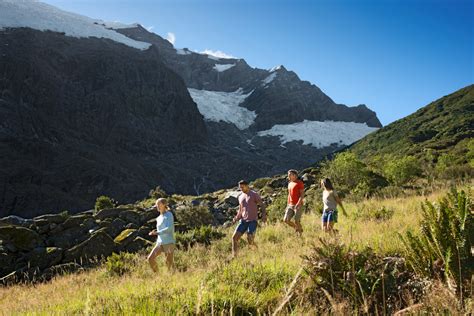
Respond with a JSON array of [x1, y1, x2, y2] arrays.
[[321, 178, 347, 233]]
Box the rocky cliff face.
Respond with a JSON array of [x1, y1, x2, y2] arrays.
[[0, 1, 383, 217], [0, 28, 208, 217]]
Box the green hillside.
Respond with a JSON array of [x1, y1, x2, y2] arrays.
[[350, 84, 474, 164]]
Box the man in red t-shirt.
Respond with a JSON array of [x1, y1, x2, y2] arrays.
[[284, 169, 304, 234]]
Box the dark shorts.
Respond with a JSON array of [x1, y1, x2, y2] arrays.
[[235, 220, 258, 235], [322, 209, 338, 223]]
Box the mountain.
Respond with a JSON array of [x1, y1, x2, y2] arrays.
[[349, 84, 474, 161], [0, 0, 382, 217]]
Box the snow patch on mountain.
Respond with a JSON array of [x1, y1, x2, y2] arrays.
[[213, 64, 236, 72], [100, 21, 139, 29], [0, 0, 150, 50], [269, 65, 283, 72], [262, 72, 277, 87], [188, 88, 256, 130], [176, 48, 192, 55], [257, 120, 378, 148]]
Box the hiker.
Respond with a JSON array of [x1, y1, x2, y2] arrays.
[[321, 178, 347, 233], [147, 198, 175, 272], [232, 180, 267, 258], [284, 169, 304, 235]]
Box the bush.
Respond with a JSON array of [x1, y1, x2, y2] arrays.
[[251, 177, 271, 190], [383, 156, 421, 186], [174, 205, 214, 230], [303, 238, 425, 314], [175, 226, 225, 249], [105, 252, 136, 276], [321, 152, 387, 198], [401, 189, 473, 297], [95, 195, 115, 212], [148, 186, 167, 199], [265, 193, 287, 223]]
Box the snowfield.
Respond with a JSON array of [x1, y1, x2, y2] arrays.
[[213, 64, 236, 72], [188, 88, 256, 130], [0, 0, 151, 50], [257, 120, 378, 148]]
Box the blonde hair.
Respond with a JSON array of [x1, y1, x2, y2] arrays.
[[156, 198, 169, 209]]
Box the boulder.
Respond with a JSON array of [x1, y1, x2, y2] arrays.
[[0, 252, 14, 276], [63, 231, 116, 263], [46, 226, 88, 249], [114, 229, 138, 250], [94, 208, 126, 221], [33, 214, 66, 225], [224, 191, 241, 207], [124, 237, 153, 253], [102, 218, 127, 238], [140, 210, 157, 223], [62, 214, 93, 229], [0, 226, 44, 251], [24, 247, 63, 270], [41, 262, 83, 281], [267, 177, 288, 189], [119, 210, 141, 226], [0, 215, 33, 227], [301, 173, 315, 186]]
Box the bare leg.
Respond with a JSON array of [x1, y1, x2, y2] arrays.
[[295, 221, 303, 234], [147, 245, 162, 272], [232, 231, 243, 258], [247, 234, 257, 249], [165, 250, 174, 271]]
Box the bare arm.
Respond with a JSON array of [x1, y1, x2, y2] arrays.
[[335, 195, 347, 216], [296, 188, 304, 207], [233, 204, 243, 223]]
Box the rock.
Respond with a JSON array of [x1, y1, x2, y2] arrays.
[[124, 237, 153, 253], [0, 252, 14, 276], [46, 226, 88, 249], [302, 173, 315, 186], [62, 214, 92, 229], [102, 218, 127, 238], [139, 210, 157, 223], [125, 223, 139, 230], [119, 210, 141, 226], [24, 247, 63, 270], [0, 216, 33, 227], [63, 231, 116, 263], [35, 224, 50, 234], [136, 226, 152, 240], [41, 262, 83, 281], [0, 226, 44, 251], [267, 177, 288, 189], [114, 229, 138, 249], [94, 208, 123, 221], [33, 214, 66, 225], [80, 217, 98, 231], [224, 191, 241, 207]]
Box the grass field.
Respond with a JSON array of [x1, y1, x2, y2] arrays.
[[0, 187, 470, 315]]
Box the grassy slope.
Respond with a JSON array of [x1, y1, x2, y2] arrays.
[[350, 84, 474, 161], [0, 188, 459, 315]]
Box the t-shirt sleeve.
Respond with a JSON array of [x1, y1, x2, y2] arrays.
[[254, 192, 262, 204]]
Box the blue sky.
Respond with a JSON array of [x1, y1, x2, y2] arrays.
[[43, 0, 473, 125]]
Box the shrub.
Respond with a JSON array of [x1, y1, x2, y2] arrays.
[[303, 238, 424, 314], [251, 177, 271, 190], [148, 186, 167, 199], [401, 189, 473, 297], [174, 205, 214, 230], [266, 193, 287, 223], [383, 156, 421, 186], [175, 226, 225, 249], [105, 252, 136, 276], [95, 195, 115, 212]]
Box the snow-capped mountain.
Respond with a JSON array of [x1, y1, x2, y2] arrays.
[[0, 0, 381, 217]]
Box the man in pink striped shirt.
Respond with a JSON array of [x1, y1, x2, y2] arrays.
[[231, 180, 267, 258]]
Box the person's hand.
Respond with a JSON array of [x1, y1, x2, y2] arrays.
[[148, 229, 157, 236]]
